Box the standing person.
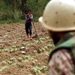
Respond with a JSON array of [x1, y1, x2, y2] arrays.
[[39, 0, 75, 75], [25, 11, 33, 40]]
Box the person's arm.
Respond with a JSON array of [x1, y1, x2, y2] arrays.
[[29, 14, 33, 20], [48, 49, 74, 75], [26, 15, 30, 20]]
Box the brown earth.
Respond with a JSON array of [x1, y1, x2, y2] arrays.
[[0, 22, 54, 75]]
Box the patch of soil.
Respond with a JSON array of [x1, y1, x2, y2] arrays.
[[0, 22, 54, 75]]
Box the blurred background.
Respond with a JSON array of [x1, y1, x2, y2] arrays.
[[0, 0, 50, 23]]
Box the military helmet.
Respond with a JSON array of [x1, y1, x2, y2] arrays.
[[39, 0, 75, 32]]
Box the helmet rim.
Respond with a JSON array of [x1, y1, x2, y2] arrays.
[[39, 17, 75, 32]]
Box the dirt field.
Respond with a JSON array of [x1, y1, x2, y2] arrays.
[[0, 22, 54, 75]]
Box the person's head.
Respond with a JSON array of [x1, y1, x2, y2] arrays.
[[27, 10, 31, 15], [39, 0, 75, 45]]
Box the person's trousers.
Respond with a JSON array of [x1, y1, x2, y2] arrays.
[[25, 22, 32, 36]]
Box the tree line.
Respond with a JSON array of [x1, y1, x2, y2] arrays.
[[0, 0, 49, 22]]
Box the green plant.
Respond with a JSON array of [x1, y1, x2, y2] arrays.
[[4, 49, 9, 52], [8, 61, 13, 65], [10, 57, 16, 62], [1, 61, 7, 65], [0, 49, 2, 53], [17, 63, 24, 68], [32, 66, 48, 75], [13, 10, 20, 21], [40, 66, 48, 72], [17, 57, 23, 62], [32, 66, 41, 75], [33, 50, 37, 53], [0, 66, 9, 72], [22, 42, 27, 47]]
